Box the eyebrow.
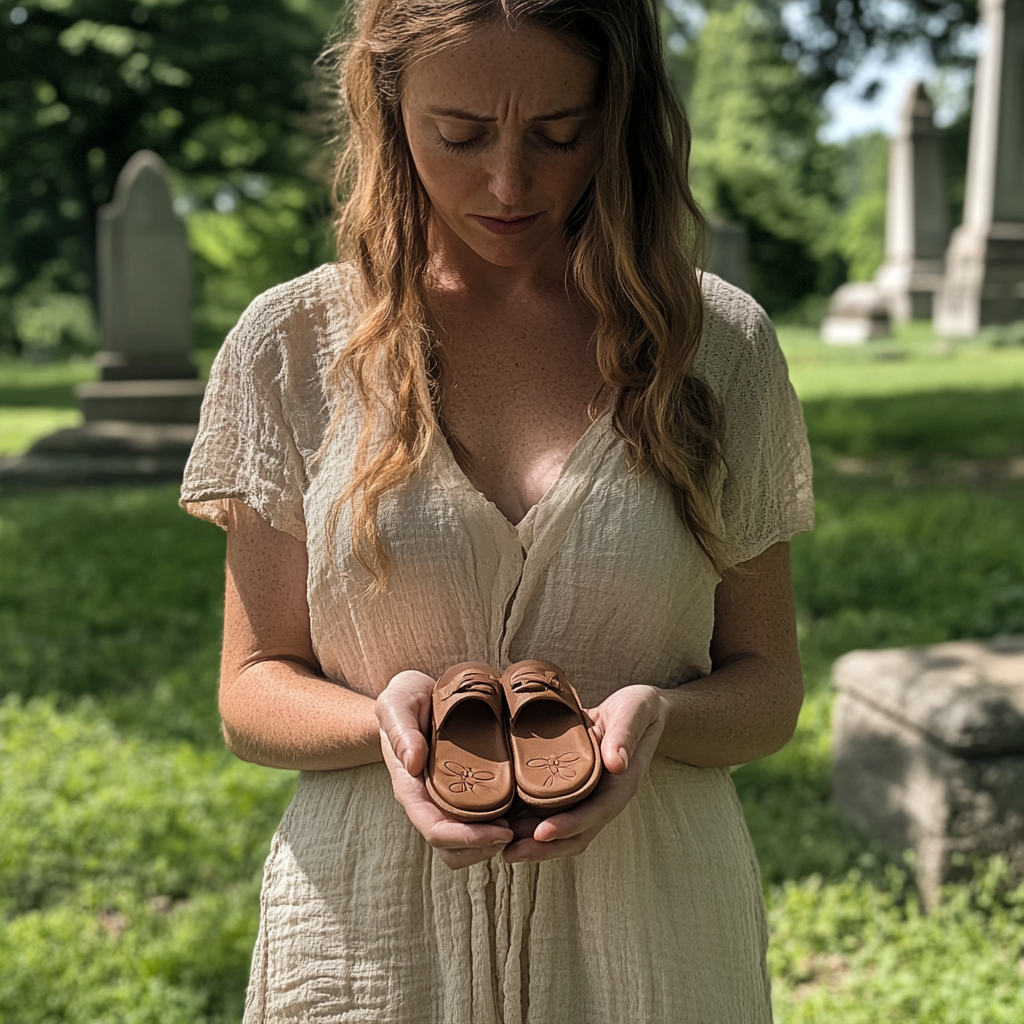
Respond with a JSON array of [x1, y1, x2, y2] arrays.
[[424, 104, 594, 123]]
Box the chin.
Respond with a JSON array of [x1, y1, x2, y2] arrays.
[[467, 232, 557, 269]]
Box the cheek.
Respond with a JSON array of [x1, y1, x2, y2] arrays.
[[407, 143, 474, 209]]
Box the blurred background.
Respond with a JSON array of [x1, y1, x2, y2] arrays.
[[2, 1, 1024, 1022], [0, 0, 983, 357]]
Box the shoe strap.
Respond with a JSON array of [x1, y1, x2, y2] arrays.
[[433, 666, 504, 729], [503, 662, 581, 722]]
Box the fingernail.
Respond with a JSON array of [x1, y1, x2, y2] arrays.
[[618, 747, 629, 770]]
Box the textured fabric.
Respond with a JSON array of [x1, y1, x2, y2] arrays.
[[181, 263, 814, 1024]]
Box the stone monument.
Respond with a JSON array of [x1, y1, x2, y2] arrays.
[[704, 218, 750, 292], [832, 637, 1024, 907], [934, 0, 1024, 335], [0, 151, 205, 490], [874, 82, 949, 322], [821, 281, 892, 344]]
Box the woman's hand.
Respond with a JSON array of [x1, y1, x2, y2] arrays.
[[502, 684, 667, 863], [376, 670, 514, 869]]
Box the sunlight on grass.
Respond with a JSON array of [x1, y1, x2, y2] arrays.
[[776, 323, 1024, 400], [0, 408, 81, 456], [2, 343, 1024, 1020]]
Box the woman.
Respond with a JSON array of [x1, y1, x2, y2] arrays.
[[181, 0, 813, 1020]]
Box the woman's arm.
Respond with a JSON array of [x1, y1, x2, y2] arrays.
[[219, 499, 382, 771], [656, 539, 803, 767], [501, 541, 803, 861]]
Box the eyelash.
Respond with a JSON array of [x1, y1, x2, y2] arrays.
[[436, 134, 583, 154]]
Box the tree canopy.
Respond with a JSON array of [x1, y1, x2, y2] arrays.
[[0, 0, 981, 348], [0, 0, 339, 351]]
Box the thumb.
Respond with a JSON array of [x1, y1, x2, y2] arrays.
[[376, 696, 430, 777], [600, 705, 659, 775]]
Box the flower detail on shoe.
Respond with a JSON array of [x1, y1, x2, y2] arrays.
[[525, 753, 580, 786], [443, 761, 495, 794]]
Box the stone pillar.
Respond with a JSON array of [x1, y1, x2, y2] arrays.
[[873, 82, 949, 321], [821, 281, 892, 344], [934, 0, 1024, 335]]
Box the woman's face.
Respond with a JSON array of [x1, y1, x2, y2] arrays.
[[401, 23, 602, 271]]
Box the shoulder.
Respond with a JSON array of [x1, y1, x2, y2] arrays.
[[226, 263, 361, 365], [694, 272, 782, 392]]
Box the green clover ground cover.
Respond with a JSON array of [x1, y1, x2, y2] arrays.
[[2, 332, 1024, 1020]]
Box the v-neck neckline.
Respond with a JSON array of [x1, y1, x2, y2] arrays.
[[435, 407, 613, 535]]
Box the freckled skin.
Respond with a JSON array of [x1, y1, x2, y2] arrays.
[[219, 23, 804, 865], [401, 24, 606, 522]]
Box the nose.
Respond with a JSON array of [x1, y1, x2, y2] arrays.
[[488, 139, 531, 209]]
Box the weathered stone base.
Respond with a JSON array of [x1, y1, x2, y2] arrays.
[[76, 379, 206, 424], [0, 420, 196, 493], [934, 223, 1024, 336], [874, 258, 945, 322], [832, 637, 1024, 907]]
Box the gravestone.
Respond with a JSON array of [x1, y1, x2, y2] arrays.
[[820, 281, 892, 344], [874, 82, 949, 322], [0, 151, 205, 491], [704, 219, 750, 292], [832, 637, 1024, 907], [934, 0, 1024, 335]]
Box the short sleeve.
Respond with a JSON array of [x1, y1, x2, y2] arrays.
[[180, 288, 309, 542], [699, 278, 814, 568]]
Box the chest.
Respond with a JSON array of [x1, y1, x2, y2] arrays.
[[435, 299, 604, 524]]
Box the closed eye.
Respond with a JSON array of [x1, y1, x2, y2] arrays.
[[437, 133, 484, 153], [436, 132, 584, 155], [537, 135, 583, 153]]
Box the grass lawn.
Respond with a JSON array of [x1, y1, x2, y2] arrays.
[[2, 325, 1024, 1021]]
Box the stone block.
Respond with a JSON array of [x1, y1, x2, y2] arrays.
[[0, 421, 198, 493], [75, 379, 206, 424], [832, 637, 1024, 906]]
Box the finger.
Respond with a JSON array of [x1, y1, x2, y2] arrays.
[[381, 738, 514, 848], [503, 830, 595, 864], [529, 779, 630, 843], [530, 724, 664, 844], [376, 694, 430, 777]]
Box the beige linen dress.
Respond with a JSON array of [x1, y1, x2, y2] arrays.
[[181, 263, 813, 1024]]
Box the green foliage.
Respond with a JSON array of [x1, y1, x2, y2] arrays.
[[769, 859, 1024, 1021], [0, 485, 227, 743], [688, 3, 845, 313], [834, 132, 889, 282], [4, 323, 1024, 1015], [0, 0, 339, 352], [0, 698, 294, 915], [0, 697, 295, 1022]]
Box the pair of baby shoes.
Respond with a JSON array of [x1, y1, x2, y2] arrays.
[[425, 660, 603, 822]]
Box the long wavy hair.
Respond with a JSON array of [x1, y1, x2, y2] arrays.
[[325, 0, 723, 589]]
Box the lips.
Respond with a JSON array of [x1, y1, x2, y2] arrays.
[[471, 213, 542, 236]]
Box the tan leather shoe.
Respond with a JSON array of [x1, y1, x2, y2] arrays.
[[425, 662, 515, 823], [500, 660, 602, 811]]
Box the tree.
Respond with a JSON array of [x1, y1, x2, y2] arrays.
[[687, 2, 846, 313], [0, 0, 341, 352], [661, 0, 980, 104]]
